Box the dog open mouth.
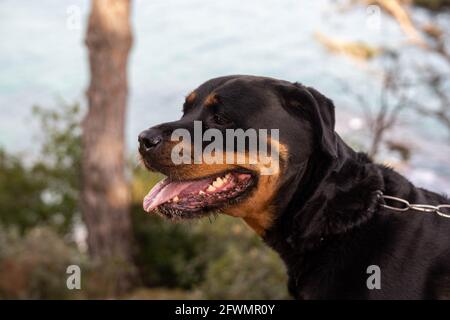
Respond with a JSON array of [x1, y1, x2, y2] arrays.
[[143, 170, 257, 219]]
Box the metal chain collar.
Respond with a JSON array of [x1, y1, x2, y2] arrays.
[[375, 191, 450, 218]]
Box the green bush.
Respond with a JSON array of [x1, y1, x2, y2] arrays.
[[200, 246, 289, 300], [196, 219, 290, 300], [0, 225, 135, 299], [0, 103, 81, 234], [0, 151, 51, 233], [0, 226, 86, 299], [132, 205, 210, 289]]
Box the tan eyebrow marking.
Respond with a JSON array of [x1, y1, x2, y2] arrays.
[[204, 93, 218, 107], [185, 91, 197, 104]]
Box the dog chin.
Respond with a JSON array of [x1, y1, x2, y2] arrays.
[[143, 169, 257, 220]]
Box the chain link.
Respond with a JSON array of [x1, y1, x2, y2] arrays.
[[375, 191, 450, 218]]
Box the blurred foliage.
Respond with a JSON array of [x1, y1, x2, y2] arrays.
[[197, 219, 289, 299], [131, 201, 210, 288], [0, 225, 133, 299], [125, 287, 199, 299], [201, 243, 289, 299], [0, 226, 84, 299], [0, 150, 50, 233], [0, 103, 81, 234], [31, 103, 81, 232]]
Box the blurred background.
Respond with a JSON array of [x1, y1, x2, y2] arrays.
[[0, 0, 449, 299]]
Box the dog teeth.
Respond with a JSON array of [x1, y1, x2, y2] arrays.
[[199, 190, 205, 195], [173, 196, 179, 203], [206, 174, 231, 192], [213, 177, 224, 188]]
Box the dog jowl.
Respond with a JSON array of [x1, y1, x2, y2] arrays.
[[138, 75, 308, 234], [138, 75, 450, 299], [140, 119, 281, 223]]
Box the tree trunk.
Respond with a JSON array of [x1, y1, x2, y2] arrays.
[[82, 0, 136, 293]]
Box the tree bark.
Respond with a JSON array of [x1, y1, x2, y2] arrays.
[[82, 0, 136, 292]]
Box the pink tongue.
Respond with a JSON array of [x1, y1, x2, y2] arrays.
[[143, 178, 210, 212]]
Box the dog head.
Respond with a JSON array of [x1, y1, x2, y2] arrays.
[[138, 75, 338, 235]]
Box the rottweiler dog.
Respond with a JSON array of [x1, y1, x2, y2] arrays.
[[138, 75, 450, 299]]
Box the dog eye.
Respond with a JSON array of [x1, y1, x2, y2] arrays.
[[212, 113, 233, 126]]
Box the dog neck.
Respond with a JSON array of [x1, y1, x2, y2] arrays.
[[263, 139, 385, 258]]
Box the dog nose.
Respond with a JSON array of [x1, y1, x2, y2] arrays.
[[138, 129, 162, 153]]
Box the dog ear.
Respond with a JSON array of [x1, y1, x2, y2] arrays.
[[277, 82, 338, 158]]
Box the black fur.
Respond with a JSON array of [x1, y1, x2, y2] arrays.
[[140, 75, 450, 299], [264, 78, 450, 299]]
